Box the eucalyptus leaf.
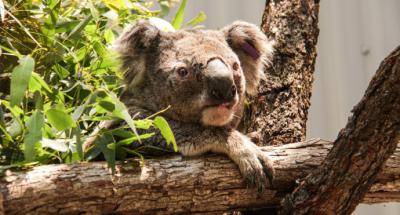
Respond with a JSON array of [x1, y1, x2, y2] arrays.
[[116, 133, 155, 146], [24, 111, 44, 162], [41, 138, 69, 152], [187, 11, 206, 26], [10, 56, 35, 107], [97, 132, 116, 173], [153, 116, 177, 152], [45, 108, 76, 131], [171, 0, 187, 30], [66, 15, 92, 40]]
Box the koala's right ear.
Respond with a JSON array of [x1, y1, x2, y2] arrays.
[[115, 20, 161, 87]]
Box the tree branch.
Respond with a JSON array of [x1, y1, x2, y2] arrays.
[[1, 139, 399, 215], [280, 46, 400, 215], [244, 0, 319, 146]]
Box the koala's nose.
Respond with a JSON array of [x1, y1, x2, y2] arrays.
[[209, 77, 237, 102], [206, 58, 237, 102]]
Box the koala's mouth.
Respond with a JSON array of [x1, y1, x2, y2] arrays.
[[200, 100, 238, 127], [204, 101, 236, 110]]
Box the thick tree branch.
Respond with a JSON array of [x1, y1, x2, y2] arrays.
[[1, 139, 399, 215], [280, 46, 400, 215], [244, 0, 319, 145]]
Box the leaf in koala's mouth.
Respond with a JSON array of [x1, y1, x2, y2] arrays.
[[240, 42, 260, 60]]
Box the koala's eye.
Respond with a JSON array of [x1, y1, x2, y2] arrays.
[[177, 67, 189, 77], [232, 62, 239, 71]]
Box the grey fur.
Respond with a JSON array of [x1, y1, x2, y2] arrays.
[[115, 20, 275, 191]]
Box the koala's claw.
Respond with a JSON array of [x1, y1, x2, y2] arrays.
[[235, 141, 275, 193], [259, 157, 275, 188]]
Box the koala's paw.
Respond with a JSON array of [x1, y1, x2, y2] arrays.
[[232, 134, 275, 192]]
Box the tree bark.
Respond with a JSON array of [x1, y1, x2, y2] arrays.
[[1, 139, 400, 215], [243, 0, 319, 146], [280, 46, 400, 215]]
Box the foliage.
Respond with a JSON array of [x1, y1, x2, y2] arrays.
[[0, 0, 206, 173]]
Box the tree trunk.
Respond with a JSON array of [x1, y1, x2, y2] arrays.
[[1, 139, 400, 215], [243, 0, 319, 146], [280, 46, 400, 214]]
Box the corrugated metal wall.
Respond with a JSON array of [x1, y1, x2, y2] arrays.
[[172, 0, 400, 214]]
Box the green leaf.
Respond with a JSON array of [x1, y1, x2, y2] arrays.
[[171, 0, 187, 30], [110, 127, 134, 138], [7, 119, 22, 138], [97, 132, 116, 173], [123, 147, 144, 165], [33, 91, 43, 110], [52, 64, 70, 79], [98, 100, 115, 112], [103, 29, 115, 44], [93, 41, 107, 57], [153, 116, 177, 152], [41, 138, 69, 152], [134, 119, 152, 129], [108, 92, 137, 135], [116, 133, 155, 145], [55, 20, 80, 33], [66, 14, 92, 40], [157, 0, 170, 18], [74, 127, 84, 160], [187, 11, 206, 26], [24, 110, 44, 162], [10, 56, 35, 107], [102, 0, 127, 11], [29, 72, 53, 93], [45, 108, 76, 131], [72, 105, 85, 121]]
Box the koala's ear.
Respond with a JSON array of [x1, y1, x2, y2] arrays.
[[222, 21, 274, 95], [115, 20, 161, 87]]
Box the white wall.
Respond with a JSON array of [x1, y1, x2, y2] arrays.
[[170, 0, 400, 214]]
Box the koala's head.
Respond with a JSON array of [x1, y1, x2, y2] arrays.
[[116, 20, 273, 127]]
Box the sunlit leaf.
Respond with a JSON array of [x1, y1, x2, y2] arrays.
[[66, 15, 92, 40], [103, 29, 115, 44], [117, 133, 155, 145], [157, 0, 170, 18], [153, 116, 177, 152], [28, 72, 53, 93], [109, 92, 137, 136], [41, 138, 69, 152], [74, 127, 84, 160], [7, 119, 23, 138], [24, 110, 44, 162], [187, 11, 206, 26], [171, 0, 187, 30], [10, 56, 34, 107], [45, 108, 76, 131], [102, 0, 127, 11]]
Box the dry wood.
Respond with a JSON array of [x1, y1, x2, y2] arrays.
[[1, 139, 399, 215], [280, 46, 400, 214], [243, 0, 319, 146]]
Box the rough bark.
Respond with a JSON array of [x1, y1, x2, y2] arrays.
[[1, 139, 400, 215], [243, 0, 319, 146], [280, 46, 400, 215]]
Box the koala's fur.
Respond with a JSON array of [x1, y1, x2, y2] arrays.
[[114, 20, 274, 190]]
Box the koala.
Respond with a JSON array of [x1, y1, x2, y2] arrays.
[[114, 20, 274, 191]]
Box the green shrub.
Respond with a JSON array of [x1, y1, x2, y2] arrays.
[[0, 0, 206, 173]]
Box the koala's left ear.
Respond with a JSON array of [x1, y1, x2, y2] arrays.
[[222, 21, 274, 95]]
